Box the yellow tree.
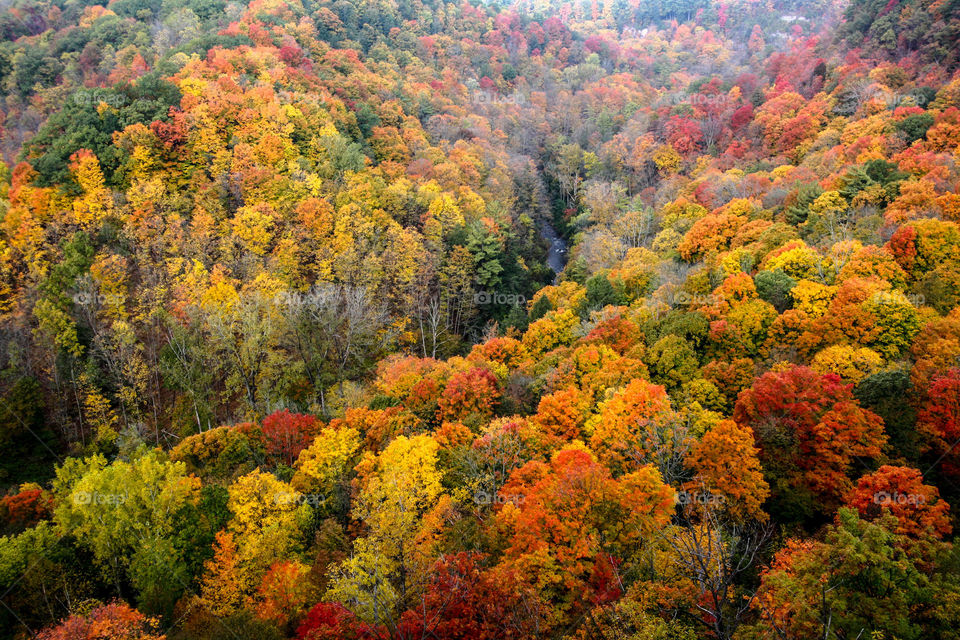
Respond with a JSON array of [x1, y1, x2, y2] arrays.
[[327, 434, 449, 626], [69, 150, 114, 228], [810, 344, 883, 383], [224, 470, 308, 595], [291, 425, 361, 513]]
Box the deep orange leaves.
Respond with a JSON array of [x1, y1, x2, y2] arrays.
[[496, 445, 674, 620], [845, 465, 951, 539], [437, 367, 501, 423], [38, 602, 164, 640]]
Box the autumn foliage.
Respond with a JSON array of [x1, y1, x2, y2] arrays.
[[38, 603, 165, 640], [734, 366, 886, 508], [6, 0, 960, 638]]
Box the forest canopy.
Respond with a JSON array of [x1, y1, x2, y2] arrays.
[[1, 0, 960, 638]]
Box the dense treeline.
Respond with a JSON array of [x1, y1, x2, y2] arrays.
[[2, 0, 960, 638]]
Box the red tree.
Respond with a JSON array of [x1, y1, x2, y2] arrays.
[[918, 369, 960, 478], [666, 116, 704, 157], [262, 410, 318, 466], [0, 485, 53, 531], [296, 603, 370, 640], [734, 366, 886, 508], [397, 553, 542, 639]]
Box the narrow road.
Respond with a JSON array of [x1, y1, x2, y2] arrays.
[[540, 220, 568, 278]]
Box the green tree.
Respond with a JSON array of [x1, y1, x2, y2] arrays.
[[52, 448, 202, 611]]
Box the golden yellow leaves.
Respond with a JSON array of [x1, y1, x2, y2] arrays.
[[291, 426, 361, 497], [69, 151, 113, 228], [231, 204, 276, 256]]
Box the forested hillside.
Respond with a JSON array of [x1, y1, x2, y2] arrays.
[[1, 0, 960, 637]]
